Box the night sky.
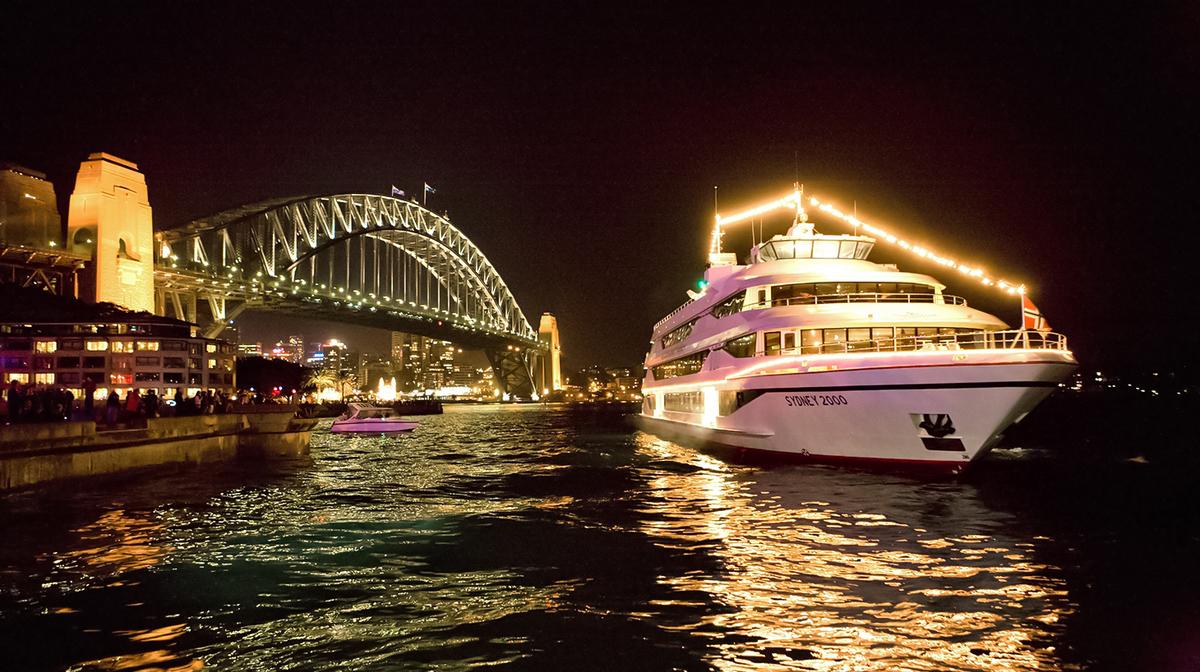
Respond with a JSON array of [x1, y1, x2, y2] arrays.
[[4, 2, 1196, 371]]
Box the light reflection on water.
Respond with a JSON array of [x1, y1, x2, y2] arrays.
[[0, 405, 1138, 671], [635, 435, 1070, 670]]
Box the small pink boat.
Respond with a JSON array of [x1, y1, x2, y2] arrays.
[[330, 403, 418, 433]]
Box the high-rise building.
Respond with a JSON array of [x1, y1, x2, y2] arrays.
[[0, 163, 61, 249], [268, 335, 305, 364], [393, 332, 460, 392], [238, 342, 263, 357]]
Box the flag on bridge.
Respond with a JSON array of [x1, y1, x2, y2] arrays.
[[390, 185, 406, 197], [424, 182, 436, 194], [1021, 295, 1051, 332]]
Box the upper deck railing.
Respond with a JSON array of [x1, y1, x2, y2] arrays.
[[747, 292, 967, 310], [654, 292, 968, 335]]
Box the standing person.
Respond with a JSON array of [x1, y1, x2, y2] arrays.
[[105, 391, 121, 426], [83, 379, 96, 421], [61, 389, 74, 421], [6, 380, 22, 424], [144, 389, 160, 419], [126, 389, 141, 418], [173, 388, 185, 416]]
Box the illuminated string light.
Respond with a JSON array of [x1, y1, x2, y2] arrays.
[[712, 188, 1026, 296]]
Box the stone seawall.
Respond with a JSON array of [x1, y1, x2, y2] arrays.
[[0, 410, 318, 491]]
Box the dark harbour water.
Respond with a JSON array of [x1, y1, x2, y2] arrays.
[[2, 402, 1199, 671]]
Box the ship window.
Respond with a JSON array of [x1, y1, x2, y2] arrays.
[[857, 282, 879, 293], [917, 327, 938, 337], [801, 329, 823, 354], [711, 291, 747, 318], [814, 283, 837, 296], [813, 240, 839, 258], [794, 240, 813, 258], [651, 351, 707, 380], [839, 241, 857, 258], [879, 282, 898, 294], [661, 319, 696, 349], [763, 331, 781, 355], [782, 332, 796, 352], [847, 328, 872, 351], [823, 328, 847, 352], [723, 333, 756, 358], [872, 327, 895, 350], [663, 391, 704, 413]]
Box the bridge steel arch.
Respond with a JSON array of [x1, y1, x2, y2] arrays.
[[153, 194, 543, 397]]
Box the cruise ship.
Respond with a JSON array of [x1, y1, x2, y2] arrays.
[[637, 187, 1076, 471]]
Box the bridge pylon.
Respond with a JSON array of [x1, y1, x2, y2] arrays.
[[67, 153, 156, 312]]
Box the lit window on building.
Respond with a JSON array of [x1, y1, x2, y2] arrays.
[[207, 358, 217, 369], [6, 373, 30, 384], [136, 341, 160, 351], [85, 339, 109, 351], [205, 343, 217, 353], [35, 340, 58, 353], [110, 373, 132, 385], [112, 340, 135, 353], [34, 373, 55, 384]]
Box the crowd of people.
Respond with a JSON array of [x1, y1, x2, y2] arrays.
[[3, 380, 277, 427]]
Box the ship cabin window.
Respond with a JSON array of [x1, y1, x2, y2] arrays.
[[663, 391, 704, 413], [651, 350, 707, 380], [758, 238, 875, 261], [757, 326, 986, 356], [711, 290, 747, 318], [764, 331, 782, 356], [722, 333, 756, 358], [661, 319, 696, 349]]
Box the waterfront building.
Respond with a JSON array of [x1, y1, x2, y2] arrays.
[[0, 285, 236, 402]]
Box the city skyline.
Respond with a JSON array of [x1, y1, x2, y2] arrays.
[[2, 3, 1194, 370]]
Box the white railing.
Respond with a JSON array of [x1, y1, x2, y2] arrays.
[[746, 292, 968, 310], [764, 329, 1069, 357]]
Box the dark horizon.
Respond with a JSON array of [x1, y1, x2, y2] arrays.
[[4, 2, 1195, 373]]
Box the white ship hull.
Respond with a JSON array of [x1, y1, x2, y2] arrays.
[[638, 351, 1074, 472]]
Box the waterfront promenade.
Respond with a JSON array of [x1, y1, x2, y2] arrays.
[[0, 407, 316, 490]]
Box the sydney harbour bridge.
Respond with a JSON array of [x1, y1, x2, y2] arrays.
[[152, 194, 544, 397]]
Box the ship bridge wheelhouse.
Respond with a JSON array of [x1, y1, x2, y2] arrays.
[[750, 222, 875, 263]]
